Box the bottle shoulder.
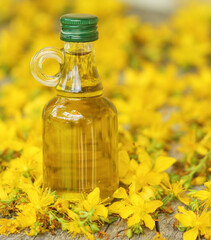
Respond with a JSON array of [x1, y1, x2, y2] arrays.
[[101, 96, 117, 114], [43, 95, 117, 121]]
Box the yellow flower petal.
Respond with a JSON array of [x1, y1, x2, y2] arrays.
[[127, 213, 141, 227], [197, 210, 211, 231], [21, 184, 54, 211], [95, 205, 108, 219], [109, 201, 125, 214], [183, 228, 198, 240], [175, 206, 196, 227], [191, 176, 206, 185], [177, 194, 191, 206], [139, 186, 155, 201], [54, 198, 69, 213], [161, 172, 171, 188], [16, 204, 37, 228], [196, 145, 207, 156], [130, 193, 144, 207], [193, 190, 210, 201], [153, 156, 176, 173], [82, 199, 91, 212], [128, 182, 136, 195], [0, 219, 18, 234], [204, 181, 211, 189], [87, 187, 100, 206], [119, 205, 134, 219], [67, 209, 79, 220], [113, 187, 128, 199], [137, 149, 152, 168], [119, 150, 130, 178], [145, 200, 163, 213], [146, 172, 163, 186], [142, 213, 155, 230], [0, 185, 8, 201]]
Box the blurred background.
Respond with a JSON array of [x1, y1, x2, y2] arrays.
[[1, 0, 211, 155]]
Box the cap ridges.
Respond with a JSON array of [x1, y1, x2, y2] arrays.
[[60, 13, 99, 42]]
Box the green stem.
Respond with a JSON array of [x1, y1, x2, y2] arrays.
[[182, 153, 208, 187]]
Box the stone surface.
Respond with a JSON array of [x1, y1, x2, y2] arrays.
[[105, 218, 156, 239], [0, 221, 156, 240], [158, 200, 184, 240]]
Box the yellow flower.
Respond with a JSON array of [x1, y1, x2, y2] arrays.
[[118, 150, 139, 184], [0, 203, 37, 235], [0, 168, 21, 192], [75, 0, 123, 18], [0, 184, 9, 201], [78, 188, 108, 221], [54, 198, 69, 213], [109, 187, 163, 229], [170, 34, 209, 67], [118, 150, 131, 180], [20, 183, 55, 213], [139, 186, 156, 201], [57, 189, 107, 240], [161, 173, 191, 205], [0, 120, 23, 151], [191, 181, 211, 209], [63, 219, 94, 240], [0, 219, 19, 235], [0, 85, 28, 117], [119, 149, 176, 189], [9, 145, 42, 179], [16, 203, 37, 228], [175, 206, 211, 240], [54, 198, 78, 220], [179, 129, 209, 162], [113, 187, 129, 199], [134, 150, 176, 190], [191, 176, 207, 186]]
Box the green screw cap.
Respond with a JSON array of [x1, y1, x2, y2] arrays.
[[60, 13, 99, 42]]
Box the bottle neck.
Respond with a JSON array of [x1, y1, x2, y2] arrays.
[[56, 42, 103, 98]]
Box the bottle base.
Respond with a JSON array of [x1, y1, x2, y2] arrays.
[[55, 188, 116, 203]]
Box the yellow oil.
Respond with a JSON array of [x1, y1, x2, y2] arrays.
[[42, 43, 119, 201]]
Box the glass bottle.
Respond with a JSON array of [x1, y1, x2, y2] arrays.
[[31, 14, 119, 201]]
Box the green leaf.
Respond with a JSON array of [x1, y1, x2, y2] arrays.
[[126, 229, 133, 239], [108, 216, 119, 224], [90, 222, 100, 232]]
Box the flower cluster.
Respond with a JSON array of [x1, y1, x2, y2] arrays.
[[0, 0, 211, 239]]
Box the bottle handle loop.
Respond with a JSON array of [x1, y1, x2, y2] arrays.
[[30, 47, 64, 87]]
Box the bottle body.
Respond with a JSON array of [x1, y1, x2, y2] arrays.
[[30, 18, 119, 200], [43, 94, 118, 200]]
